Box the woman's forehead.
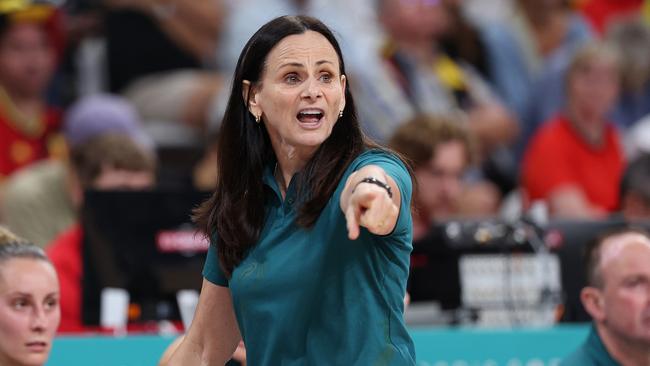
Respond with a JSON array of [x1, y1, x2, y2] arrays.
[[0, 258, 56, 293], [265, 31, 339, 70]]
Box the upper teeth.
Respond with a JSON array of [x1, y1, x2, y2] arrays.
[[301, 111, 321, 115]]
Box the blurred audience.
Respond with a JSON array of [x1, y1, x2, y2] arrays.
[[46, 132, 156, 333], [0, 226, 60, 366], [0, 1, 64, 182], [481, 0, 592, 128], [608, 19, 650, 130], [104, 0, 225, 129], [521, 42, 624, 218], [0, 94, 153, 247], [563, 228, 650, 365], [356, 0, 517, 150], [388, 114, 498, 241], [619, 154, 650, 221]]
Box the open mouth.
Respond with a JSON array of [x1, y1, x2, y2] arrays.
[[297, 109, 324, 124]]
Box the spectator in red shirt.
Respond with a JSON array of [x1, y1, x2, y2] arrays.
[[521, 42, 625, 218], [0, 2, 63, 181]]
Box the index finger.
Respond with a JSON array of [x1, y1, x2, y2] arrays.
[[345, 204, 360, 240]]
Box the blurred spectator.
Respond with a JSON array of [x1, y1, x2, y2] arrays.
[[562, 228, 650, 365], [388, 114, 499, 240], [46, 133, 156, 334], [353, 0, 517, 197], [0, 1, 64, 181], [608, 19, 650, 130], [481, 0, 592, 132], [105, 0, 224, 128], [0, 94, 153, 247], [439, 0, 494, 83], [521, 42, 624, 218], [619, 154, 650, 221], [524, 17, 650, 153], [355, 0, 517, 150], [0, 226, 60, 366], [389, 114, 486, 308]]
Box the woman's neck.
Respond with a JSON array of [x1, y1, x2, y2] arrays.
[[272, 142, 314, 198]]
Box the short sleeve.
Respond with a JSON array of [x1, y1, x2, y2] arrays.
[[202, 237, 229, 287], [348, 149, 413, 237]]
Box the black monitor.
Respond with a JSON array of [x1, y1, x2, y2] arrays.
[[80, 190, 211, 327]]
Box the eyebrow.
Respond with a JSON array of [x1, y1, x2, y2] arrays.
[[277, 60, 335, 71]]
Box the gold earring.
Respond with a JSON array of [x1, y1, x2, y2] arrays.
[[339, 110, 343, 118], [255, 114, 261, 123]]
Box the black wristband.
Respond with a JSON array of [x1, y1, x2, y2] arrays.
[[353, 177, 393, 198]]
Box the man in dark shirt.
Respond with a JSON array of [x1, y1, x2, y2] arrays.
[[562, 228, 650, 365]]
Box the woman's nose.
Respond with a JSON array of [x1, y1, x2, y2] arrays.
[[301, 77, 322, 99], [30, 307, 48, 332]]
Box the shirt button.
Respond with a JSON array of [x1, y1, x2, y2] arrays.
[[287, 198, 294, 205]]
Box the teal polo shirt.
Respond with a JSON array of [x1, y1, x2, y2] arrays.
[[561, 325, 620, 366], [203, 149, 416, 365]]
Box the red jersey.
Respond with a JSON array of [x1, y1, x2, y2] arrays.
[[0, 105, 63, 179], [521, 114, 625, 212]]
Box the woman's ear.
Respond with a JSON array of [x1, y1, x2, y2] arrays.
[[581, 286, 606, 322], [242, 80, 261, 119]]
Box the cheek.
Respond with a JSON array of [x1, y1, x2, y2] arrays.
[[606, 293, 644, 322], [261, 91, 295, 122], [0, 311, 25, 348]]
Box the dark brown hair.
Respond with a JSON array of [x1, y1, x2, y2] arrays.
[[388, 114, 475, 169], [70, 133, 156, 188]]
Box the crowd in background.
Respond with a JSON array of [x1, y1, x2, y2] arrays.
[[1, 0, 650, 335]]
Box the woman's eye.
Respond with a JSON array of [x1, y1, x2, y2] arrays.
[[12, 299, 28, 310], [44, 298, 58, 310], [285, 74, 300, 84], [320, 73, 332, 83]]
